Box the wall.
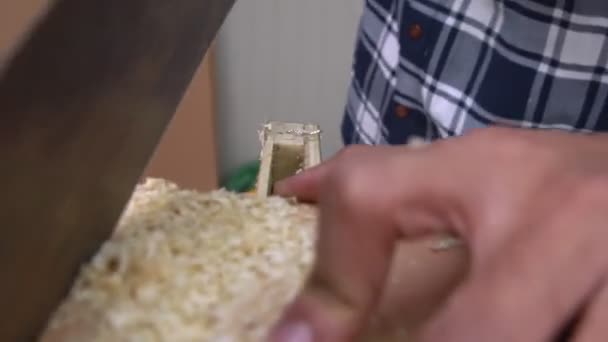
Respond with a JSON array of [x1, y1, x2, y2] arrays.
[[215, 0, 363, 176], [143, 51, 219, 192]]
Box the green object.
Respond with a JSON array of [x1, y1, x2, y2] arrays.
[[222, 160, 260, 192]]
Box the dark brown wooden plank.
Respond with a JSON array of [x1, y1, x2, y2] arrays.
[[0, 0, 236, 340]]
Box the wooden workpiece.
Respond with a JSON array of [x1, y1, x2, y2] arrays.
[[256, 121, 321, 198]]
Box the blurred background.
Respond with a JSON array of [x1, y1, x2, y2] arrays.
[[143, 0, 364, 191], [215, 0, 362, 175]]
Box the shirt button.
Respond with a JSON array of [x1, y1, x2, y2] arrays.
[[395, 105, 410, 118], [408, 23, 423, 40]]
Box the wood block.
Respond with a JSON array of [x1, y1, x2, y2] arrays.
[[256, 121, 321, 197]]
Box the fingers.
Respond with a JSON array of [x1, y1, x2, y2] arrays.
[[418, 191, 608, 342], [270, 133, 608, 342], [274, 144, 421, 202], [273, 144, 359, 201], [272, 166, 404, 341], [370, 239, 469, 336], [273, 162, 330, 202], [270, 146, 472, 342]]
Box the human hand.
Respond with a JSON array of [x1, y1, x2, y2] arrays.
[[268, 127, 608, 342]]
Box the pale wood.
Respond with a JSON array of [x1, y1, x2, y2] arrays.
[[256, 122, 321, 197]]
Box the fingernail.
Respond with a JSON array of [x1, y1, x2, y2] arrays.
[[269, 321, 313, 342]]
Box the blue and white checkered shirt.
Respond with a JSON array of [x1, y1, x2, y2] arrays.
[[342, 0, 608, 145]]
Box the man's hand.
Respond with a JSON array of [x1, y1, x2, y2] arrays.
[[268, 127, 608, 342]]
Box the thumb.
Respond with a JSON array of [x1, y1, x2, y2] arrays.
[[270, 152, 422, 341], [269, 145, 470, 342], [270, 180, 400, 341], [273, 159, 335, 202]]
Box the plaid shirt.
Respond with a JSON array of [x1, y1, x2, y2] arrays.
[[342, 0, 608, 145]]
